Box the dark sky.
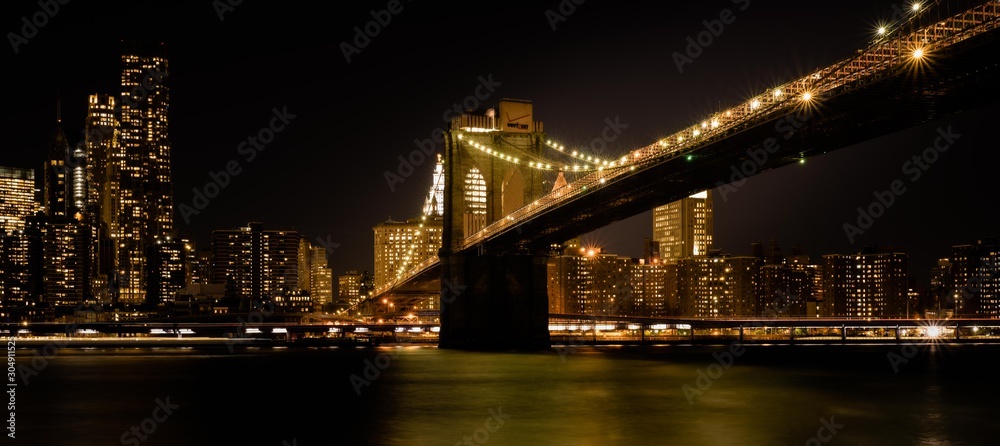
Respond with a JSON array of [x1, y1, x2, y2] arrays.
[[3, 0, 997, 284]]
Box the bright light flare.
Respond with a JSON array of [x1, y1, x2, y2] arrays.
[[925, 326, 941, 338], [912, 48, 925, 59]]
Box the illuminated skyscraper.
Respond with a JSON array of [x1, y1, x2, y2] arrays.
[[69, 142, 88, 215], [652, 190, 713, 263], [0, 214, 44, 320], [950, 239, 1000, 317], [43, 110, 70, 218], [43, 216, 93, 307], [338, 270, 364, 306], [145, 236, 185, 305], [822, 250, 907, 318], [677, 253, 758, 317], [423, 154, 445, 217], [0, 167, 37, 233], [372, 217, 442, 290], [84, 94, 118, 219], [114, 43, 174, 304], [297, 238, 332, 310], [211, 222, 299, 302], [309, 257, 333, 310], [81, 94, 120, 303]]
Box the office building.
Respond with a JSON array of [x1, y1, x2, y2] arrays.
[[822, 250, 907, 318], [145, 236, 186, 305], [652, 190, 713, 263], [114, 43, 173, 304], [950, 239, 1000, 316], [677, 253, 758, 317], [211, 222, 299, 302], [0, 167, 37, 233], [373, 217, 442, 290]]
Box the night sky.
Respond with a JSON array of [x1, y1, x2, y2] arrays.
[[3, 0, 997, 284]]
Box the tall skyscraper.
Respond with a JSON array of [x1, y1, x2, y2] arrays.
[[83, 94, 119, 302], [822, 250, 907, 318], [424, 154, 445, 217], [950, 239, 999, 316], [372, 217, 443, 290], [114, 43, 173, 304], [652, 190, 713, 263], [1, 230, 33, 319], [43, 215, 92, 307], [145, 236, 185, 305], [84, 94, 118, 220], [43, 108, 70, 218], [297, 238, 332, 310], [211, 222, 299, 303], [0, 167, 37, 233]]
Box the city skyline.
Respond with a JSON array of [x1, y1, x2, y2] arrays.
[[4, 2, 1000, 444], [3, 0, 998, 284]]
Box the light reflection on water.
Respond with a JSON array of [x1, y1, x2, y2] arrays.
[[16, 344, 1000, 445]]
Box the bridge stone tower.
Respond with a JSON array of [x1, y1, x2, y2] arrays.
[[440, 99, 552, 349]]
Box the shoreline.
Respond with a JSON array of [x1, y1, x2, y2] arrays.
[[8, 336, 1000, 349]]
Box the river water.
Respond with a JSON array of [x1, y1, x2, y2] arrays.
[[14, 343, 1000, 445]]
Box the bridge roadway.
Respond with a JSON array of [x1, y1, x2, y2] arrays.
[[5, 318, 1000, 346]]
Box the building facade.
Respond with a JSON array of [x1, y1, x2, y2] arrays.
[[114, 43, 173, 304], [677, 254, 757, 317], [372, 217, 442, 290], [950, 239, 999, 317], [653, 190, 713, 263], [0, 167, 37, 233], [822, 251, 907, 318], [211, 222, 299, 303]]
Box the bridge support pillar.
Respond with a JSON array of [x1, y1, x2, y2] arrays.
[[439, 251, 550, 349]]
